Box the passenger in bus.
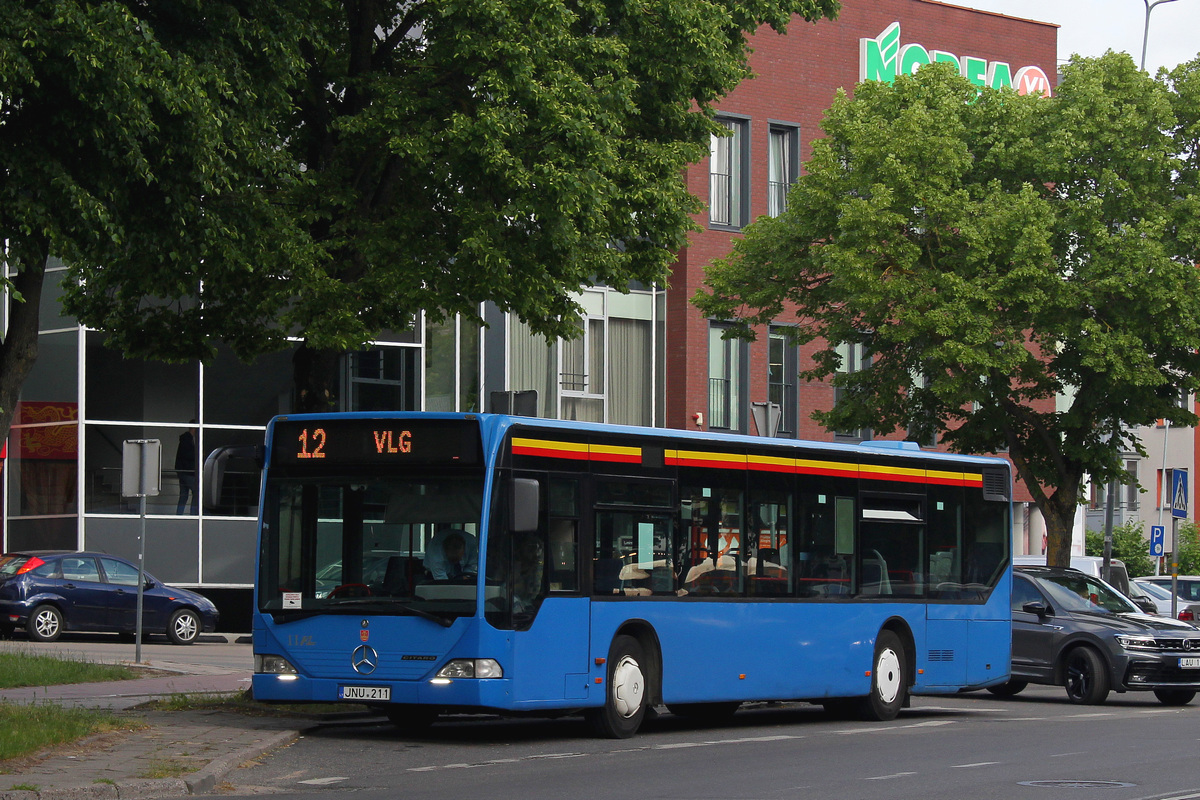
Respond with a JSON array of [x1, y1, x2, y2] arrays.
[[424, 528, 478, 581], [511, 534, 545, 612]]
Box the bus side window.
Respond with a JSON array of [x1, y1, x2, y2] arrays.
[[548, 519, 577, 591]]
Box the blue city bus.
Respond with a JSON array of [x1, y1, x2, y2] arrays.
[[241, 412, 1013, 737]]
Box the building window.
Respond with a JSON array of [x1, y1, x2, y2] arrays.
[[561, 317, 605, 422], [345, 347, 418, 411], [767, 328, 796, 436], [768, 125, 798, 217], [709, 324, 743, 431], [833, 341, 871, 441], [710, 118, 749, 228]]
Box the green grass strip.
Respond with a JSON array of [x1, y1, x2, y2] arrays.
[[0, 701, 129, 764], [0, 649, 137, 689]]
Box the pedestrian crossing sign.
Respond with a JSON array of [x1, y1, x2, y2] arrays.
[[1173, 469, 1189, 519]]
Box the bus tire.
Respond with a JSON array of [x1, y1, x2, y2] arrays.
[[1063, 645, 1109, 705], [384, 704, 439, 734], [858, 629, 907, 721], [587, 635, 649, 739]]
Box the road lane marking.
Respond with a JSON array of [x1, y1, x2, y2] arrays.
[[298, 777, 348, 785], [951, 761, 1000, 769], [866, 772, 917, 780]]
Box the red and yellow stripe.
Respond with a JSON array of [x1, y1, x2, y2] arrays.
[[511, 437, 987, 488]]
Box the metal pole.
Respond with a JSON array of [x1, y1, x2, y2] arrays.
[[1158, 420, 1169, 576], [1142, 0, 1182, 71], [1102, 477, 1116, 584], [135, 444, 147, 664]]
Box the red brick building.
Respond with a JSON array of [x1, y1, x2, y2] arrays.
[[666, 0, 1058, 549]]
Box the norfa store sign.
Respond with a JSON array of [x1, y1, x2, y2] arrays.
[[861, 21, 1053, 97]]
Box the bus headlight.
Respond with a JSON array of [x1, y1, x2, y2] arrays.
[[435, 659, 503, 679], [255, 654, 298, 674]]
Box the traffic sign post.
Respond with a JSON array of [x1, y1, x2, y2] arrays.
[[1150, 525, 1165, 558], [1172, 469, 1188, 519], [1170, 469, 1188, 619], [122, 439, 161, 664]]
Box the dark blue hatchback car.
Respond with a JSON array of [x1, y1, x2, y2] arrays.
[[0, 551, 219, 645]]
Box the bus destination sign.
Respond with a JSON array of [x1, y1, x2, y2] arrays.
[[270, 418, 481, 468]]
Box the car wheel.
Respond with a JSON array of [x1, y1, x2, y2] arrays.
[[586, 635, 650, 738], [28, 605, 64, 643], [986, 680, 1028, 698], [166, 609, 200, 645], [1063, 646, 1109, 704], [1153, 688, 1195, 706], [857, 629, 907, 721]]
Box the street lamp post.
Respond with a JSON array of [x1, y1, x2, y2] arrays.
[[1141, 0, 1181, 71]]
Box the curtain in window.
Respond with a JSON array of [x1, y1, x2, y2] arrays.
[[510, 317, 556, 418], [609, 318, 651, 426], [709, 123, 734, 226]]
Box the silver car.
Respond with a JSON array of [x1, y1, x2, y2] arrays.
[[1134, 578, 1200, 623]]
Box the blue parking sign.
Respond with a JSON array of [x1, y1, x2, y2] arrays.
[[1150, 525, 1165, 557], [1173, 469, 1189, 519]]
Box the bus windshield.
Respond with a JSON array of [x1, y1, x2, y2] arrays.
[[259, 471, 485, 622]]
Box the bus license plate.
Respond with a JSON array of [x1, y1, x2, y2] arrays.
[[1179, 658, 1200, 669], [339, 685, 391, 701]]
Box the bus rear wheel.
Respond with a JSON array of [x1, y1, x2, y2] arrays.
[[586, 635, 649, 739], [858, 630, 907, 721]]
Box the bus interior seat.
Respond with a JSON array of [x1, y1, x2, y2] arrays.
[[593, 558, 623, 594]]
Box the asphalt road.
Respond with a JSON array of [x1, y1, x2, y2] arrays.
[[218, 685, 1200, 800], [9, 633, 1200, 799]]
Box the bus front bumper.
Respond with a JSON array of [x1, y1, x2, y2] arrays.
[[252, 672, 522, 710]]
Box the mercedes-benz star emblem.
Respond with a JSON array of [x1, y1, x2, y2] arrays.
[[351, 644, 379, 675]]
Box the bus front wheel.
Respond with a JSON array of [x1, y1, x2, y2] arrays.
[[587, 635, 649, 739], [858, 630, 907, 721]]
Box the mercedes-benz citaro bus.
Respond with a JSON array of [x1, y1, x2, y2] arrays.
[[219, 412, 1013, 738]]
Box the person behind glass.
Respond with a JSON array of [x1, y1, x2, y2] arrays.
[[424, 528, 478, 581], [511, 534, 544, 613], [175, 420, 198, 515]]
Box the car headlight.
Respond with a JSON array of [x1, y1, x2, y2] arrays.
[[1115, 635, 1158, 650], [435, 658, 503, 679], [255, 654, 298, 674]]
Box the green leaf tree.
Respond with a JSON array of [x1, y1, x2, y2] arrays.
[[695, 53, 1200, 568], [61, 0, 840, 412], [0, 1, 304, 445]]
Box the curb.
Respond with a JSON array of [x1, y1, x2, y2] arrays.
[[0, 729, 303, 800], [182, 728, 301, 795]]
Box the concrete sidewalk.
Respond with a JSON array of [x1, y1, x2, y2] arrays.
[[0, 644, 312, 799]]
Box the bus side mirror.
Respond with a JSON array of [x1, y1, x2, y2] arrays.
[[202, 445, 264, 510], [511, 478, 540, 532]]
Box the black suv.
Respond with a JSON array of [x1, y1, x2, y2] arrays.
[[991, 566, 1200, 705]]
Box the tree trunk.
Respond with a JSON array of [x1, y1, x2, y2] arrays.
[[292, 342, 342, 414], [0, 245, 48, 449], [1040, 486, 1079, 568]]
